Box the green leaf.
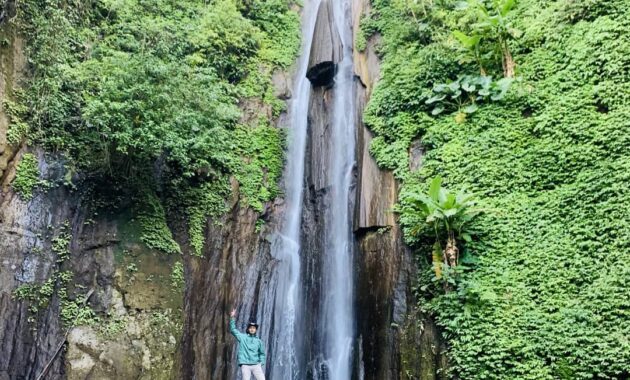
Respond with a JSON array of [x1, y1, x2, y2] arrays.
[[444, 193, 457, 208], [463, 103, 479, 113], [431, 105, 445, 115], [443, 208, 458, 217], [426, 94, 447, 104], [500, 0, 516, 17], [453, 30, 481, 49], [462, 81, 476, 92], [454, 1, 470, 10], [429, 176, 443, 202]]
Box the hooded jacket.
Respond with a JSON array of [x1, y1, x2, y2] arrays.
[[229, 318, 266, 366]]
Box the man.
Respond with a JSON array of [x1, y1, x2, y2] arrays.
[[229, 308, 266, 380]]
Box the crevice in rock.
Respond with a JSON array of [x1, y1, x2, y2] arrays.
[[354, 225, 392, 238]]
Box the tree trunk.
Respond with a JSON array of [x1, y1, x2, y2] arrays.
[[432, 242, 443, 279], [502, 39, 515, 78], [445, 234, 459, 267]]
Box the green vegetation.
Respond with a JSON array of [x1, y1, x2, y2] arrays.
[[425, 74, 512, 118], [453, 0, 519, 77], [12, 153, 40, 200], [362, 0, 630, 378], [11, 0, 300, 254], [170, 261, 185, 289], [401, 176, 481, 280], [3, 94, 30, 145], [136, 193, 181, 254], [14, 224, 97, 327]]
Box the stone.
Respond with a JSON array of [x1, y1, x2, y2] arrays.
[[272, 70, 292, 100], [68, 326, 101, 355], [354, 124, 396, 229], [306, 0, 343, 87], [67, 354, 96, 380], [109, 288, 127, 317], [409, 139, 424, 172], [352, 0, 381, 96]]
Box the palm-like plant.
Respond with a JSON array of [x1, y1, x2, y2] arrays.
[[406, 177, 481, 279], [453, 0, 519, 78]]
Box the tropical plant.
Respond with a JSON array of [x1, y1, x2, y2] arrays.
[[404, 177, 481, 279], [425, 74, 513, 119], [453, 0, 519, 77]]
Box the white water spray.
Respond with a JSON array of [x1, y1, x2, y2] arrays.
[[323, 0, 355, 378], [268, 2, 321, 379]]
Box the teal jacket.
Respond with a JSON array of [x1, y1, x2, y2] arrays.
[[229, 318, 266, 366]]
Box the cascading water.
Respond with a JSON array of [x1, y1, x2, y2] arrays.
[[322, 0, 355, 379], [267, 1, 321, 379], [267, 0, 356, 379]]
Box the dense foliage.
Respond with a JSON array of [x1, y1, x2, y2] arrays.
[[402, 176, 481, 280], [362, 0, 630, 378], [12, 152, 40, 200], [12, 0, 299, 254]]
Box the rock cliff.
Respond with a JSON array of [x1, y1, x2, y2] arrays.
[[0, 0, 447, 378]]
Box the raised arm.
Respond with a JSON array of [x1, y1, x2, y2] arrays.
[[229, 308, 244, 341]]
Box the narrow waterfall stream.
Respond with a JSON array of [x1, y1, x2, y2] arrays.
[[323, 0, 355, 379], [268, 0, 356, 379], [267, 1, 321, 379]]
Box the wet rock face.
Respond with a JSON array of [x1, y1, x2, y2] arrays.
[[398, 309, 448, 380], [0, 154, 82, 380], [351, 20, 410, 377], [0, 21, 27, 190], [0, 151, 182, 380], [178, 193, 280, 380], [300, 84, 334, 372], [350, 0, 447, 378], [306, 0, 343, 87]]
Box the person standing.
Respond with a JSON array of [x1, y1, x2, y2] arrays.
[[229, 308, 266, 380]]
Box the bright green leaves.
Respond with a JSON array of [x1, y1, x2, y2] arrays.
[[136, 192, 181, 254], [453, 30, 481, 49], [3, 94, 30, 145], [15, 0, 300, 258], [12, 153, 41, 201], [453, 0, 520, 77], [244, 0, 301, 68], [426, 75, 513, 118], [231, 123, 285, 212], [401, 177, 481, 279], [366, 0, 630, 377]]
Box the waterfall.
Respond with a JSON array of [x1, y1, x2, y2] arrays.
[[268, 0, 356, 379], [323, 0, 355, 379], [268, 1, 321, 379]]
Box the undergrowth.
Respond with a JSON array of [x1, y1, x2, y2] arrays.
[[362, 0, 630, 378]]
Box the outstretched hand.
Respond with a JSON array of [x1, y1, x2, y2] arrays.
[[230, 308, 236, 318]]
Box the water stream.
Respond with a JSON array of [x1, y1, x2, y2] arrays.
[[323, 0, 355, 379], [268, 1, 321, 379], [268, 1, 356, 379]]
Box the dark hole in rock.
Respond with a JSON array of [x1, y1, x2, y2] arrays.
[[306, 61, 337, 87]]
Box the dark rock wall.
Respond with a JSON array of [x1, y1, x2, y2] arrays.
[[0, 153, 114, 379], [178, 183, 281, 380], [350, 0, 447, 379], [300, 83, 333, 372]]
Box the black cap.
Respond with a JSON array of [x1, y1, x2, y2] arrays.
[[247, 320, 259, 328]]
